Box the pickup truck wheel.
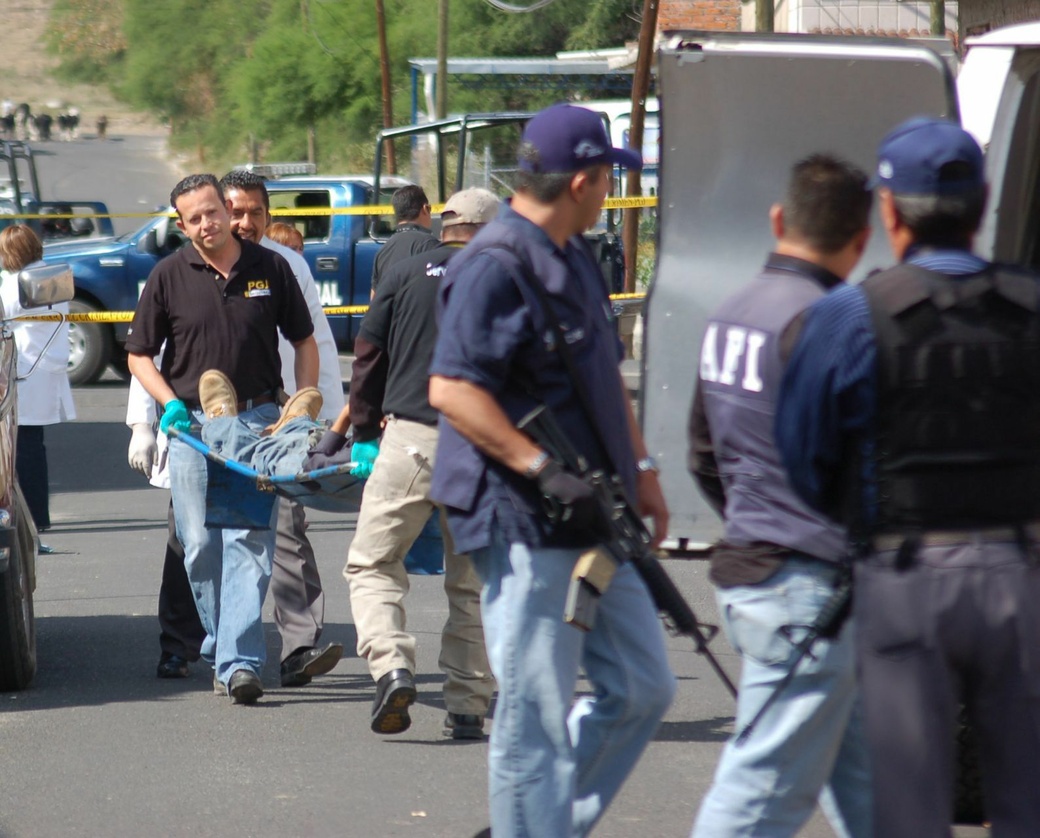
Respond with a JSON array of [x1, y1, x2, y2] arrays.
[[0, 509, 37, 692], [67, 299, 113, 386], [108, 348, 132, 382]]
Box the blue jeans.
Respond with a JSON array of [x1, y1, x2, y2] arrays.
[[692, 559, 872, 838], [202, 415, 323, 477], [470, 531, 676, 838], [169, 403, 281, 684]]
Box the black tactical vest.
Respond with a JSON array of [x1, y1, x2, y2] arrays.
[[861, 263, 1040, 531]]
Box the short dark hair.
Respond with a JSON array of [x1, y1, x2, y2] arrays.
[[515, 141, 576, 202], [219, 170, 270, 210], [392, 185, 429, 223], [783, 154, 872, 253], [170, 174, 223, 217], [891, 166, 986, 249]]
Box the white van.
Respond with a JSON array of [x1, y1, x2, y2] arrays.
[[577, 98, 660, 195], [644, 26, 1040, 551], [957, 21, 1040, 150]]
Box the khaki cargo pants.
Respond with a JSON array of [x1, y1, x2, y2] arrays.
[[344, 416, 495, 715]]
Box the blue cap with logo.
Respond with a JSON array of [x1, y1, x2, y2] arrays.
[[874, 116, 984, 195], [519, 103, 643, 174]]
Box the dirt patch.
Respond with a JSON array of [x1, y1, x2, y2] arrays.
[[0, 0, 166, 137]]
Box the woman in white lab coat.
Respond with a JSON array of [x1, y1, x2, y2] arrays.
[[0, 224, 75, 543]]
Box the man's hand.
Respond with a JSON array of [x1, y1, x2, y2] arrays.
[[350, 439, 380, 479], [128, 423, 157, 477], [536, 461, 610, 536], [159, 399, 192, 435], [637, 471, 669, 550]]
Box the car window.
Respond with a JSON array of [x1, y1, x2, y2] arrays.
[[269, 190, 331, 243]]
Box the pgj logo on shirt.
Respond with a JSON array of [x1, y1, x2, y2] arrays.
[[246, 279, 271, 298]]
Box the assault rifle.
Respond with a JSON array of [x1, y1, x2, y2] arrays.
[[518, 404, 738, 698], [734, 566, 852, 744]]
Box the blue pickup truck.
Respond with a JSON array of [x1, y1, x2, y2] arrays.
[[44, 174, 410, 385]]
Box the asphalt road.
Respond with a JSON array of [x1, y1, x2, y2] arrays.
[[30, 132, 178, 237], [1, 137, 990, 838], [0, 380, 741, 838]]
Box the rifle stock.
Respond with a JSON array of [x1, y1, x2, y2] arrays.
[[518, 405, 738, 698]]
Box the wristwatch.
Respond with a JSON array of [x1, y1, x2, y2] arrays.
[[636, 456, 659, 474], [524, 450, 551, 479]]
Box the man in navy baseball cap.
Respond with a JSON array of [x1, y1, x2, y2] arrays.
[[519, 102, 643, 174], [427, 101, 673, 835], [873, 116, 984, 195], [777, 112, 1040, 837]]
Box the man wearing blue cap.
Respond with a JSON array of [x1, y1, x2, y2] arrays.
[[428, 103, 675, 837], [777, 116, 1040, 836]]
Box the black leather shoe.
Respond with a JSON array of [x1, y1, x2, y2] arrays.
[[444, 712, 486, 740], [156, 654, 190, 679], [370, 668, 416, 734], [280, 642, 344, 687], [228, 669, 263, 705]]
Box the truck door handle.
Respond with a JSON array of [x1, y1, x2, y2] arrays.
[[316, 256, 339, 271]]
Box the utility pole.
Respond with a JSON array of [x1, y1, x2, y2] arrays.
[[622, 0, 659, 293], [375, 0, 397, 173], [301, 0, 317, 165], [436, 0, 449, 119], [931, 0, 946, 36], [756, 0, 774, 32]]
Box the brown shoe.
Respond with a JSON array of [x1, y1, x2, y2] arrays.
[[268, 387, 322, 435], [198, 370, 238, 419]]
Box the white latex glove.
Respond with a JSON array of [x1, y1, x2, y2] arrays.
[[128, 423, 158, 477]]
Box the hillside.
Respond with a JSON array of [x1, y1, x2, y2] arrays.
[[0, 0, 165, 136]]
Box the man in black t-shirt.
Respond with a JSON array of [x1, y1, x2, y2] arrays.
[[369, 184, 438, 297], [126, 174, 318, 705], [346, 188, 499, 739]]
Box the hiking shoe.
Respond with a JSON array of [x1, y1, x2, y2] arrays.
[[268, 387, 322, 435], [199, 370, 238, 419]]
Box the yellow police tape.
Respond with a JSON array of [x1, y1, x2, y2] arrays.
[[8, 195, 657, 221], [15, 294, 646, 323]]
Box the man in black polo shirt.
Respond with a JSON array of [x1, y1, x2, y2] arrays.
[[369, 184, 438, 297], [127, 173, 318, 705], [345, 188, 499, 739]]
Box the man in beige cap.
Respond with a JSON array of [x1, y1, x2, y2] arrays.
[[346, 187, 500, 739]]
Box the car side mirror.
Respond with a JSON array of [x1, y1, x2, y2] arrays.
[[17, 262, 74, 308], [141, 229, 159, 254]]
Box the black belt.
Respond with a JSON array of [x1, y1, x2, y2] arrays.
[[873, 522, 1040, 552]]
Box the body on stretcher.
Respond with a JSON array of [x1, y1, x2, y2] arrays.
[[166, 427, 446, 575], [168, 427, 364, 526]]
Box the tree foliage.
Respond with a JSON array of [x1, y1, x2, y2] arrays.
[[45, 0, 643, 172], [46, 0, 127, 82]]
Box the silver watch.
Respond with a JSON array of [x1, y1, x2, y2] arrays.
[[636, 456, 659, 474]]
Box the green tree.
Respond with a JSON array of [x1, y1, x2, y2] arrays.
[[46, 0, 126, 82], [46, 0, 644, 172]]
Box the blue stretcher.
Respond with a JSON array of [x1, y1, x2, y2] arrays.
[[169, 428, 365, 528], [167, 428, 445, 575]]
